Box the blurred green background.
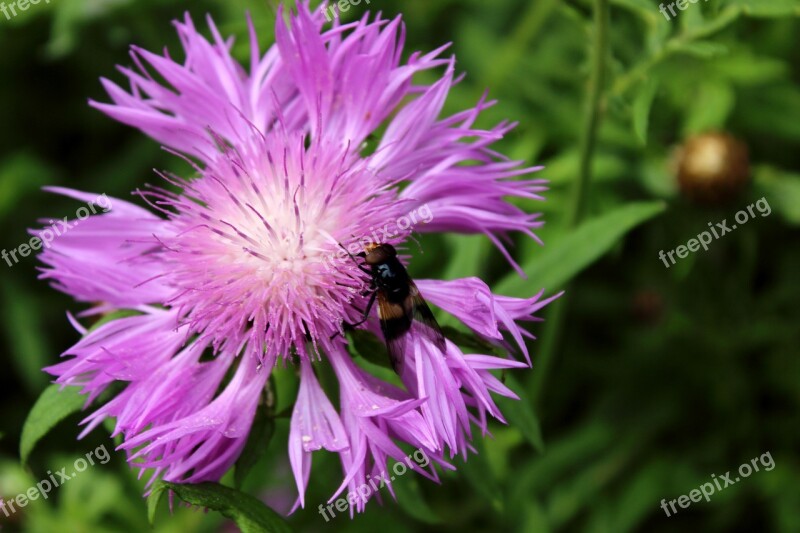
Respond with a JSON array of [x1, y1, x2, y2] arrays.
[[1, 0, 799, 531]]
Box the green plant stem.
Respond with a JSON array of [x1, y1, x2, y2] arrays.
[[530, 0, 609, 407], [568, 0, 608, 228], [609, 6, 741, 98]]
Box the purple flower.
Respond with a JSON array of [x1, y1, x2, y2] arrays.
[[37, 2, 559, 512]]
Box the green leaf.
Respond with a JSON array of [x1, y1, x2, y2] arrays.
[[439, 234, 493, 328], [495, 375, 545, 453], [711, 53, 787, 85], [46, 0, 131, 58], [754, 166, 800, 225], [682, 6, 742, 39], [724, 0, 800, 17], [444, 234, 493, 280], [632, 78, 658, 145], [1, 280, 50, 393], [680, 0, 706, 31], [546, 455, 627, 528], [610, 0, 662, 20], [393, 475, 441, 524], [541, 149, 628, 184], [147, 481, 168, 525], [496, 202, 667, 294], [641, 155, 678, 199], [0, 153, 55, 218], [667, 40, 729, 59], [20, 384, 87, 465], [347, 329, 391, 368], [234, 402, 275, 488], [87, 309, 144, 333], [683, 80, 735, 134], [441, 325, 505, 356], [13, 310, 146, 450], [508, 421, 614, 511], [458, 437, 503, 512], [521, 499, 551, 533], [607, 461, 672, 532], [482, 0, 560, 86], [148, 481, 293, 533], [739, 85, 800, 141]]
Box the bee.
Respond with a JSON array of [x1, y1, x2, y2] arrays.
[[341, 242, 446, 374]]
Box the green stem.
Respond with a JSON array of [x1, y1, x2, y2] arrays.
[[567, 0, 609, 228], [530, 0, 609, 406]]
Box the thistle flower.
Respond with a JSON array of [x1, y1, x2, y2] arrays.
[[37, 2, 559, 513]]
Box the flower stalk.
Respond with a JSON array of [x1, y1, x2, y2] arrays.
[[531, 0, 609, 406]]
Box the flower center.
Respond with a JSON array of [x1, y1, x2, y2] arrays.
[[155, 135, 388, 362]]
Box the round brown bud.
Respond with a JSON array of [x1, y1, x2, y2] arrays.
[[675, 132, 750, 204]]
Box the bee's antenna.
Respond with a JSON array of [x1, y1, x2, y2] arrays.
[[337, 240, 371, 275], [337, 241, 359, 265], [407, 231, 424, 255]]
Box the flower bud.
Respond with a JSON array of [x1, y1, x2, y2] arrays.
[[676, 132, 750, 204]]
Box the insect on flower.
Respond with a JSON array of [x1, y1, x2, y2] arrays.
[[339, 242, 446, 374], [33, 1, 562, 515]]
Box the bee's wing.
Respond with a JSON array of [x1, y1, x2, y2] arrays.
[[377, 292, 412, 374], [408, 282, 447, 354]]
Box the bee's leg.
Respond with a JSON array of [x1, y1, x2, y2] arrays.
[[330, 286, 377, 340], [347, 290, 378, 330]]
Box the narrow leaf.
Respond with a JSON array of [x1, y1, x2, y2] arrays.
[[496, 201, 666, 294], [724, 0, 800, 17], [393, 475, 441, 524], [149, 481, 293, 533], [147, 481, 168, 525], [20, 384, 86, 465], [441, 325, 505, 356], [632, 78, 658, 145], [496, 375, 545, 453], [754, 166, 800, 225], [347, 330, 391, 368], [1, 280, 50, 393], [683, 80, 735, 134], [667, 40, 728, 59], [234, 403, 275, 488], [458, 437, 503, 512], [87, 309, 143, 333]]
